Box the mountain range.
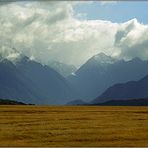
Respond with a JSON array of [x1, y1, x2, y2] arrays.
[[68, 53, 148, 101], [0, 52, 148, 105], [0, 56, 73, 105], [68, 74, 148, 106]]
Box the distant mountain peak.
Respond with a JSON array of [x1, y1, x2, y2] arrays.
[[92, 52, 115, 64]]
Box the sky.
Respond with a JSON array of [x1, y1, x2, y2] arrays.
[[0, 1, 148, 67], [74, 1, 148, 24]]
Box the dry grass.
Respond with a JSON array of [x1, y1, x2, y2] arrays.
[[0, 105, 148, 147]]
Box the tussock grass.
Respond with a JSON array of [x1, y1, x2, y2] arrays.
[[0, 106, 148, 147]]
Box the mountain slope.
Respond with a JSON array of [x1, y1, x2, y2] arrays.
[[0, 57, 73, 105], [92, 75, 148, 104], [47, 61, 76, 77], [68, 53, 148, 101], [0, 99, 26, 105], [92, 98, 148, 106], [0, 59, 38, 103]]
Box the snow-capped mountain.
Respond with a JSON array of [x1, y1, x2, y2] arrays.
[[91, 52, 116, 65]]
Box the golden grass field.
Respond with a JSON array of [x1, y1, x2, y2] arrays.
[[0, 105, 148, 147]]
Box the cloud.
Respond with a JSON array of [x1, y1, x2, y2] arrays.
[[114, 19, 148, 60], [100, 1, 117, 5], [0, 1, 148, 67]]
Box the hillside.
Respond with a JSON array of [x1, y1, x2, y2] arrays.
[[0, 99, 26, 105], [92, 98, 148, 106], [92, 75, 148, 104]]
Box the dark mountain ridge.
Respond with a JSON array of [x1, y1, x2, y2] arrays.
[[92, 98, 148, 106], [92, 75, 148, 104], [0, 98, 26, 105]]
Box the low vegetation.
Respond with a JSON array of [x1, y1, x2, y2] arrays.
[[0, 99, 26, 105], [0, 106, 148, 147]]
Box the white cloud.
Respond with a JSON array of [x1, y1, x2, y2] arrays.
[[100, 1, 117, 5], [0, 1, 148, 67], [114, 19, 148, 60]]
